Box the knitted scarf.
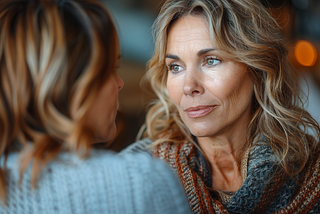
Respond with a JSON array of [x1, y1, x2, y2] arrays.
[[153, 141, 320, 214]]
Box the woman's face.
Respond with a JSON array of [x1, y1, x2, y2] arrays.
[[86, 69, 124, 143], [166, 15, 254, 140]]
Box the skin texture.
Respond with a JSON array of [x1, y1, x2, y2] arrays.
[[85, 67, 124, 143], [166, 15, 254, 192]]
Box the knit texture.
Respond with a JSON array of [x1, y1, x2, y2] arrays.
[[122, 138, 320, 214], [1, 149, 192, 214]]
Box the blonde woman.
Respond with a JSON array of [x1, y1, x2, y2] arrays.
[[0, 0, 192, 213], [122, 0, 320, 213]]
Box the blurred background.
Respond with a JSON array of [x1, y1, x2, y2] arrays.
[[98, 0, 320, 151]]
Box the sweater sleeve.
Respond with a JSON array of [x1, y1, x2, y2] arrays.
[[123, 153, 192, 214]]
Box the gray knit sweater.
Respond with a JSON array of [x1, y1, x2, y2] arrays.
[[0, 149, 192, 214]]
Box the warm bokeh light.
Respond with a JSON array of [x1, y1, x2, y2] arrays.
[[294, 40, 317, 67]]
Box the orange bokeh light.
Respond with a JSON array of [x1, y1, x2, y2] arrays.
[[294, 40, 317, 67]]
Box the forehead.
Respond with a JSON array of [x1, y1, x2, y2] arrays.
[[166, 15, 214, 53]]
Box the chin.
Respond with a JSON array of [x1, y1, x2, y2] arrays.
[[185, 121, 214, 136], [188, 127, 210, 137], [190, 130, 212, 138]]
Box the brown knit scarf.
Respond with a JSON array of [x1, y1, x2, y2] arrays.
[[153, 141, 320, 214]]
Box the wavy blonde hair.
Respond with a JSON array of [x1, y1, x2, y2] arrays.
[[0, 0, 118, 202], [140, 0, 320, 177]]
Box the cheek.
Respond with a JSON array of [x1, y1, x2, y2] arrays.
[[210, 73, 253, 108], [225, 77, 254, 111], [167, 78, 181, 105]]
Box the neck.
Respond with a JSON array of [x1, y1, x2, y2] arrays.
[[196, 128, 248, 192], [197, 126, 248, 163]]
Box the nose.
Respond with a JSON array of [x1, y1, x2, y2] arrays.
[[116, 73, 124, 91], [183, 70, 204, 96]]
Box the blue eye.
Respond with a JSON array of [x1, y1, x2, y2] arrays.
[[168, 64, 184, 74]]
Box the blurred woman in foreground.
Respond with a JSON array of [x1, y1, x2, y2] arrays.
[[122, 0, 320, 213], [0, 0, 192, 213]]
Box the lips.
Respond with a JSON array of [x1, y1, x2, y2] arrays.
[[184, 105, 216, 118]]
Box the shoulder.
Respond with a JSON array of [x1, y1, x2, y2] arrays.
[[5, 149, 192, 214], [118, 145, 193, 213], [48, 149, 166, 181], [118, 152, 192, 213], [83, 150, 192, 214], [119, 138, 154, 156]]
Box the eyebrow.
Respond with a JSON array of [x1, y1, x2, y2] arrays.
[[165, 54, 180, 60], [165, 48, 216, 60], [197, 48, 215, 56]]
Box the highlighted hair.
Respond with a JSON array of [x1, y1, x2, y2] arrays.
[[0, 0, 118, 203], [140, 0, 320, 178]]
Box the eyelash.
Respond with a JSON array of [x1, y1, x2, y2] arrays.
[[167, 63, 184, 74], [203, 56, 221, 67], [166, 56, 221, 74]]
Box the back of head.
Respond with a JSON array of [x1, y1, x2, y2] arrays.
[[0, 0, 118, 201]]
